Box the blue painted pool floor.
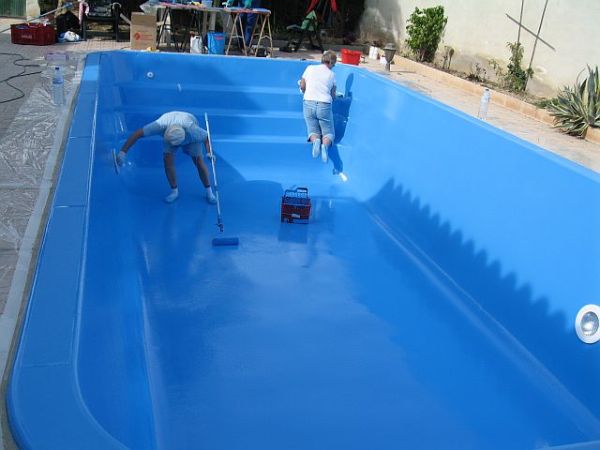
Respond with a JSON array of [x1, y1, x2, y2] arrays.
[[105, 144, 591, 450]]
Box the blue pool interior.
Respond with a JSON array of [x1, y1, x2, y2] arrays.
[[7, 51, 600, 449]]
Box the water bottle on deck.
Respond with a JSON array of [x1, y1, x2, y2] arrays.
[[478, 88, 490, 120], [52, 66, 64, 106]]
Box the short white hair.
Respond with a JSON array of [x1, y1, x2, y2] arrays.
[[321, 50, 337, 65], [164, 125, 185, 146]]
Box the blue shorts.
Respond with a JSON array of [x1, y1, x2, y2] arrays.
[[163, 142, 203, 158], [303, 100, 335, 142]]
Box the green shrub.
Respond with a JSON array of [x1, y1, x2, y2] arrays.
[[505, 42, 533, 92], [546, 66, 600, 137], [488, 44, 533, 92], [405, 6, 447, 62]]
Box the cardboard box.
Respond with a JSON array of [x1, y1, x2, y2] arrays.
[[130, 13, 156, 50]]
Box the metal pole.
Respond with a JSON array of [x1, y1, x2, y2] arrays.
[[528, 0, 548, 71], [517, 0, 524, 44], [34, 2, 74, 20], [0, 1, 74, 33], [505, 13, 555, 50], [525, 0, 549, 89]]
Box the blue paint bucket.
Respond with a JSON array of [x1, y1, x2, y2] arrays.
[[207, 32, 225, 55]]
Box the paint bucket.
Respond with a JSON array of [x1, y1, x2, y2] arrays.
[[341, 48, 361, 65], [207, 32, 225, 54]]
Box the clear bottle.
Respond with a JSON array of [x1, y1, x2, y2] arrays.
[[478, 88, 490, 120], [52, 66, 64, 106], [369, 46, 377, 59]]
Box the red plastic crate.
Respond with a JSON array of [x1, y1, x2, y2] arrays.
[[341, 48, 361, 65], [281, 187, 311, 224], [11, 23, 56, 46]]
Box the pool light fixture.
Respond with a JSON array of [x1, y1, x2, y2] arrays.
[[575, 304, 600, 344]]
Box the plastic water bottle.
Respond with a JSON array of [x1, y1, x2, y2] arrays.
[[478, 88, 490, 120], [369, 46, 378, 59], [52, 66, 64, 106]]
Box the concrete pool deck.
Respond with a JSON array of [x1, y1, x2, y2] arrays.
[[0, 22, 598, 448]]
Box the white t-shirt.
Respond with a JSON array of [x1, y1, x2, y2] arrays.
[[142, 111, 207, 146], [302, 64, 336, 103]]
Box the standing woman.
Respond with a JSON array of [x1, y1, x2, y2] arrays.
[[299, 50, 337, 163]]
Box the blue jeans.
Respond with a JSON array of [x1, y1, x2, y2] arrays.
[[237, 0, 261, 45], [303, 100, 335, 143], [163, 142, 202, 158]]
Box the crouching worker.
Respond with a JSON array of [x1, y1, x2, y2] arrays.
[[116, 111, 217, 204], [299, 50, 337, 163]]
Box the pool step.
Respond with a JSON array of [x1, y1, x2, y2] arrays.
[[120, 138, 311, 168], [106, 82, 304, 113], [99, 109, 308, 140]]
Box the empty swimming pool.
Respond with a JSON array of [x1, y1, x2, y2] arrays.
[[7, 51, 600, 449]]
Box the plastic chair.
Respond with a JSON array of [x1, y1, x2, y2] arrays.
[[283, 10, 323, 52], [80, 0, 123, 41]]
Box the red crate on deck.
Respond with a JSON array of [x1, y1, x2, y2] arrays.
[[11, 23, 56, 46], [281, 187, 311, 224]]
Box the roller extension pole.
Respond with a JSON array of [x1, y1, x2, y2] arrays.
[[205, 113, 239, 247], [0, 2, 74, 33]]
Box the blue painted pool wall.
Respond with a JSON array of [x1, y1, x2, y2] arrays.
[[7, 53, 155, 450], [7, 51, 600, 448], [77, 53, 157, 449], [331, 65, 600, 413], [95, 51, 600, 416]]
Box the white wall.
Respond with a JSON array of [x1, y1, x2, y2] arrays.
[[26, 0, 40, 19], [360, 0, 600, 96]]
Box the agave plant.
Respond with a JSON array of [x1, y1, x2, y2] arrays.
[[546, 66, 600, 137]]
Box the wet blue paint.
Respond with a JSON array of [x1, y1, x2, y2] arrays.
[[8, 51, 600, 449]]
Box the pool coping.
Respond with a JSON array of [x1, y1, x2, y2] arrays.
[[0, 58, 83, 450], [3, 52, 130, 449]]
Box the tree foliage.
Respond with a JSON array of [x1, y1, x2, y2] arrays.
[[505, 42, 533, 92], [405, 6, 447, 62]]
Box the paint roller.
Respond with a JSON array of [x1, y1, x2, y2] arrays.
[[205, 113, 239, 247]]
